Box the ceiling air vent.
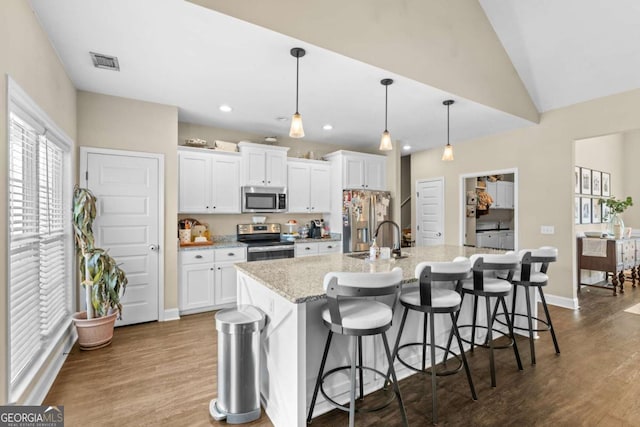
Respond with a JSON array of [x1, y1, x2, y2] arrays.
[[90, 52, 120, 71]]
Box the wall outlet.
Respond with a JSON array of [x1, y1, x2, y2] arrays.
[[541, 225, 555, 235]]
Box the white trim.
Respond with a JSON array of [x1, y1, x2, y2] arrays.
[[79, 146, 166, 322], [163, 308, 181, 322], [23, 327, 76, 405], [544, 293, 579, 310], [459, 168, 519, 249], [415, 176, 445, 245]]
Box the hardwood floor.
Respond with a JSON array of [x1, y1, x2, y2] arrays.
[[45, 284, 640, 426]]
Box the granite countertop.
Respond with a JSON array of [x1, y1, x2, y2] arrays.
[[235, 245, 504, 304], [179, 240, 247, 251], [292, 236, 341, 243]]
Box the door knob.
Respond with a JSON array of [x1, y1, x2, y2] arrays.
[[149, 244, 159, 251], [436, 232, 442, 237]]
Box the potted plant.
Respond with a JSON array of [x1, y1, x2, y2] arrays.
[[71, 186, 128, 350], [599, 196, 633, 239]]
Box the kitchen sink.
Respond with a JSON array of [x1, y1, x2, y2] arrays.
[[347, 252, 409, 260]]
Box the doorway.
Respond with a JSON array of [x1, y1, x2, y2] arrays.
[[80, 147, 165, 326], [460, 169, 518, 250]]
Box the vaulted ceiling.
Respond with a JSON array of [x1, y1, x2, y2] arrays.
[[30, 0, 640, 153]]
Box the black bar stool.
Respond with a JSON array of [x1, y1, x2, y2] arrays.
[[307, 268, 408, 427], [390, 258, 477, 425], [507, 246, 560, 365], [445, 253, 523, 387]]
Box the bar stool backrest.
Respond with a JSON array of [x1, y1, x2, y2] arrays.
[[469, 253, 519, 291], [518, 246, 558, 279], [414, 259, 471, 306], [323, 267, 403, 329]]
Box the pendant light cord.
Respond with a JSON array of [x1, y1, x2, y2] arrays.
[[447, 102, 450, 145], [384, 84, 388, 131], [295, 55, 300, 114]]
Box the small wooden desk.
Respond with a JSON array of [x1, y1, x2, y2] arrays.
[[577, 237, 638, 296]]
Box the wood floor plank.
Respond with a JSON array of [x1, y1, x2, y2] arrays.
[[45, 284, 640, 426]]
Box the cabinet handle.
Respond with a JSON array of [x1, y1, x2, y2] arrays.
[[217, 267, 221, 270], [327, 245, 333, 249], [228, 252, 235, 256], [195, 255, 203, 259], [305, 247, 311, 250], [262, 180, 265, 183], [268, 180, 271, 184], [210, 267, 213, 271]]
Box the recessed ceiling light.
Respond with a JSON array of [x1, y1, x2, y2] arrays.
[[402, 145, 412, 150], [219, 105, 232, 112], [322, 124, 333, 130]]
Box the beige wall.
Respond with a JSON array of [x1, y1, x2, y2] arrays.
[[77, 92, 179, 311], [622, 130, 640, 227], [188, 0, 538, 123], [0, 1, 77, 404], [411, 89, 640, 304]]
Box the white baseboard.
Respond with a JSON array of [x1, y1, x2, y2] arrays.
[[544, 293, 579, 310], [162, 308, 180, 321], [29, 326, 77, 405]]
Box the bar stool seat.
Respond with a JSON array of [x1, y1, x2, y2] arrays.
[[510, 271, 548, 283], [321, 300, 392, 330], [461, 277, 512, 294], [400, 288, 461, 309]]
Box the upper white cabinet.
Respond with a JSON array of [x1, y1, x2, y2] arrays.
[[485, 181, 514, 209], [238, 141, 289, 187], [178, 148, 241, 214], [287, 159, 331, 213], [325, 150, 386, 190]]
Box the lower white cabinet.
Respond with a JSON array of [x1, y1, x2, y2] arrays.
[[295, 241, 341, 257], [476, 231, 514, 250], [179, 247, 247, 314]]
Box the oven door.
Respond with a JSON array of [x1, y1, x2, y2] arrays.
[[247, 245, 295, 262]]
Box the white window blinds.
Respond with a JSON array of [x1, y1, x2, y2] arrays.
[[8, 111, 71, 397]]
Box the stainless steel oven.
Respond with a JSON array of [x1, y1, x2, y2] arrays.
[[237, 223, 294, 262]]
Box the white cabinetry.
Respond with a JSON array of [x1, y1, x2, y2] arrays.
[[287, 159, 331, 213], [476, 230, 514, 250], [178, 148, 241, 214], [238, 141, 289, 187], [179, 247, 247, 314], [325, 151, 386, 191], [295, 241, 341, 257], [485, 181, 514, 209]]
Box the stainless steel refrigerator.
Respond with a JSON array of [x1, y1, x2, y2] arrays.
[[342, 190, 392, 253]]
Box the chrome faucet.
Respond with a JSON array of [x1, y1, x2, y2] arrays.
[[374, 220, 402, 258]]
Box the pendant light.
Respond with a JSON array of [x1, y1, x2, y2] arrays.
[[379, 78, 394, 151], [289, 47, 306, 138], [442, 99, 455, 161]]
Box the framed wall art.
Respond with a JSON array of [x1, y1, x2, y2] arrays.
[[591, 170, 602, 196], [602, 172, 611, 197], [581, 197, 591, 224], [591, 198, 601, 223], [581, 168, 591, 195], [575, 197, 581, 224]]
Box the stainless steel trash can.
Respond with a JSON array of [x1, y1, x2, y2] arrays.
[[209, 305, 266, 424]]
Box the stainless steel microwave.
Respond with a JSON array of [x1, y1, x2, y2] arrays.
[[241, 186, 287, 213]]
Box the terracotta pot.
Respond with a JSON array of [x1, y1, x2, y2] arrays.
[[72, 311, 118, 350]]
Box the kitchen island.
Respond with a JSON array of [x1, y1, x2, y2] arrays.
[[234, 245, 531, 426]]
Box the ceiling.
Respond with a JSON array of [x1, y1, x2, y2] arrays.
[[30, 0, 640, 153]]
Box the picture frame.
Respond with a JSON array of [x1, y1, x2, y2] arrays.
[[591, 170, 602, 196], [602, 203, 611, 223], [574, 166, 580, 194], [575, 197, 581, 224], [591, 198, 601, 223], [602, 172, 611, 197], [581, 168, 591, 195], [581, 197, 591, 224]]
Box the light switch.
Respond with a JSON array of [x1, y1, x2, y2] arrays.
[[540, 225, 555, 235]]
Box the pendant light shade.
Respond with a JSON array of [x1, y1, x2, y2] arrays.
[[442, 99, 455, 161], [289, 47, 306, 138], [379, 78, 394, 151]]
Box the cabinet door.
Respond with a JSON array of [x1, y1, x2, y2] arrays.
[[179, 152, 211, 213], [211, 155, 241, 213], [180, 263, 214, 312], [365, 157, 386, 190], [287, 162, 311, 213], [295, 242, 319, 257], [502, 182, 514, 209], [343, 156, 365, 189], [485, 181, 499, 208], [309, 164, 331, 213], [501, 232, 514, 250], [244, 149, 267, 186], [318, 241, 341, 254], [215, 262, 238, 306], [265, 150, 287, 187]]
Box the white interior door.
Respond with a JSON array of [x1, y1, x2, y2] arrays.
[[416, 178, 445, 246], [82, 148, 162, 326]]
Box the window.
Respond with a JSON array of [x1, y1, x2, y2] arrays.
[[7, 80, 73, 402]]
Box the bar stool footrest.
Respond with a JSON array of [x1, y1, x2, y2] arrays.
[[319, 365, 395, 413], [494, 312, 552, 333], [396, 342, 463, 376], [456, 324, 514, 349]]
